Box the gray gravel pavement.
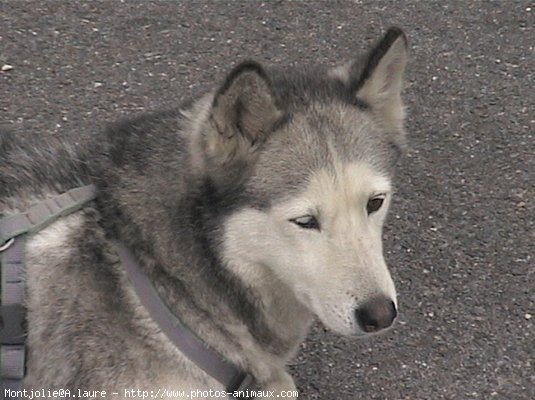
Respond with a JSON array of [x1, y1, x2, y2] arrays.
[[1, 1, 533, 399]]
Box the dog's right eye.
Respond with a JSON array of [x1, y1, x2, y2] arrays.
[[366, 196, 385, 214], [290, 215, 320, 230]]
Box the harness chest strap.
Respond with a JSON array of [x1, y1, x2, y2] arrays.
[[0, 185, 257, 398], [0, 236, 26, 393], [0, 185, 98, 395]]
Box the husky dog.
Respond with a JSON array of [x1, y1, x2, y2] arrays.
[[0, 27, 408, 399]]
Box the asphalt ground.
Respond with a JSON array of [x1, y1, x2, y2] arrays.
[[1, 1, 533, 399]]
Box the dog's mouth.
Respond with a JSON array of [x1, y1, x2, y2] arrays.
[[297, 295, 356, 336], [302, 294, 398, 337]]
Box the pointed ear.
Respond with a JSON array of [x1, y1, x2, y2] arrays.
[[354, 27, 408, 132], [206, 61, 282, 169]]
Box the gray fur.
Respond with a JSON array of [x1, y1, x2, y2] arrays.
[[0, 28, 408, 398]]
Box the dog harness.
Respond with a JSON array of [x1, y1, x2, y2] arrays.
[[0, 185, 256, 398]]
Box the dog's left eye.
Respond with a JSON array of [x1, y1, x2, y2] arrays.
[[366, 196, 385, 214], [290, 215, 320, 230]]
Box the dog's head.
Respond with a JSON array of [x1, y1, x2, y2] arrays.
[[194, 28, 408, 337]]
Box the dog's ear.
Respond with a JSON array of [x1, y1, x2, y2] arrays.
[[331, 28, 408, 133], [205, 61, 282, 170], [354, 27, 407, 132]]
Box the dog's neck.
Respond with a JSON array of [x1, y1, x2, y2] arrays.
[[103, 193, 311, 383]]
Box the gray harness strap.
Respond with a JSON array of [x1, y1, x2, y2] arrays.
[[116, 242, 257, 396], [0, 185, 257, 398], [0, 185, 98, 396], [1, 238, 26, 394], [0, 185, 98, 245]]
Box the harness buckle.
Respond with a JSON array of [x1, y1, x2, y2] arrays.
[[0, 304, 26, 345], [0, 238, 15, 252]]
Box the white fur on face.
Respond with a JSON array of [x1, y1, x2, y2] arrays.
[[222, 161, 396, 336]]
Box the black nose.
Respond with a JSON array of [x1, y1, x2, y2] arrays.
[[355, 296, 397, 333]]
